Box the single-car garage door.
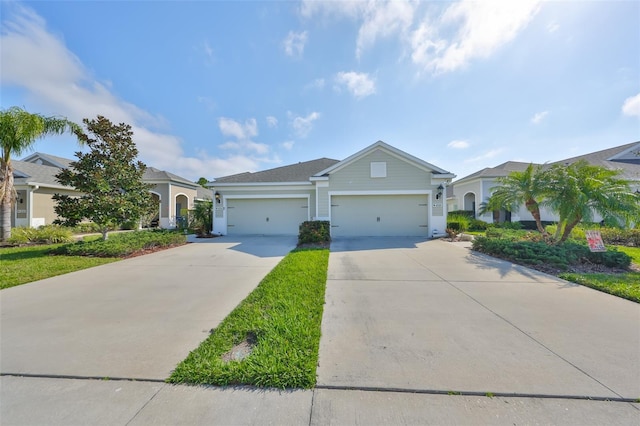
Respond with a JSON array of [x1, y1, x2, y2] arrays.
[[227, 198, 308, 235], [331, 194, 428, 237]]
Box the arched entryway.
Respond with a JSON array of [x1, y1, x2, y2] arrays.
[[148, 192, 161, 227], [463, 192, 476, 217], [175, 194, 189, 228]]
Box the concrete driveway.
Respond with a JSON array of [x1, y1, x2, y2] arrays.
[[318, 237, 640, 400], [0, 235, 296, 380]]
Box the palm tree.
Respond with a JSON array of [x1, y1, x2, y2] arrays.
[[483, 163, 550, 236], [0, 107, 80, 241], [544, 160, 639, 243]]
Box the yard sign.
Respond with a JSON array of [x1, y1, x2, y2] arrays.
[[585, 230, 606, 252]]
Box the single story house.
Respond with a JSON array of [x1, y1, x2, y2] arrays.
[[449, 142, 640, 224], [209, 141, 455, 237], [11, 152, 210, 229]]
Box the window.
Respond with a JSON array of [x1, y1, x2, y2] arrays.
[[370, 162, 387, 178]]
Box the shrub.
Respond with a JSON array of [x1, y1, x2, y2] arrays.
[[52, 230, 186, 257], [7, 225, 74, 245], [518, 220, 556, 231], [599, 228, 640, 247], [447, 213, 471, 232], [472, 237, 631, 270], [298, 221, 330, 245], [468, 219, 488, 231]]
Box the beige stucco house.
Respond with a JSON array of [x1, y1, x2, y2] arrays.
[[448, 142, 640, 224], [11, 153, 210, 229], [209, 141, 455, 237]]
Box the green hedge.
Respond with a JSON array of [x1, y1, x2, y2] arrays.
[[52, 230, 186, 257], [298, 221, 330, 244], [472, 236, 631, 270], [7, 225, 74, 245]]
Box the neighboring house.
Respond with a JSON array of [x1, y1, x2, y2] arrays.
[[209, 141, 455, 237], [11, 152, 209, 229], [449, 142, 640, 224]]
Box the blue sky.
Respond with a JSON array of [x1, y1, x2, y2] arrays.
[[1, 0, 638, 182]]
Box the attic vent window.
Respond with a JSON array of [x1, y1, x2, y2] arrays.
[[370, 162, 387, 178]]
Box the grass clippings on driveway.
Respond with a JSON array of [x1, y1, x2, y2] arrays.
[[169, 248, 329, 389], [0, 245, 118, 290]]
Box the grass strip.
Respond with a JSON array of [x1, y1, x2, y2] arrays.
[[0, 245, 118, 290], [559, 272, 640, 303], [169, 248, 329, 389]]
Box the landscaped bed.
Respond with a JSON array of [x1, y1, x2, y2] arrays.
[[0, 230, 188, 290], [169, 248, 330, 389]]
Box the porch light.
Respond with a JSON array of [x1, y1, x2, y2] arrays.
[[436, 184, 444, 200], [215, 192, 221, 204]]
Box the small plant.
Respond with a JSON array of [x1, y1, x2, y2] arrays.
[[52, 230, 186, 257], [298, 220, 330, 245], [7, 225, 74, 245], [447, 213, 471, 232]]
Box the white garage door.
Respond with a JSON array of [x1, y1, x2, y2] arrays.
[[227, 198, 308, 235], [331, 194, 429, 237]]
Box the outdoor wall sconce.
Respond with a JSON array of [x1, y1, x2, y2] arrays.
[[436, 184, 444, 200], [215, 192, 221, 204]]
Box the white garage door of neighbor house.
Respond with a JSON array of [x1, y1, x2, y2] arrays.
[[331, 194, 429, 237], [227, 198, 308, 235]]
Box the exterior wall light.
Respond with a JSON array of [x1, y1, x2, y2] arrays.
[[215, 192, 221, 204], [436, 184, 444, 200]]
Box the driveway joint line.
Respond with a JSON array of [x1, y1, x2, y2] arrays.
[[125, 382, 167, 426], [308, 388, 317, 426], [438, 279, 626, 400], [0, 372, 166, 384], [315, 384, 638, 403]]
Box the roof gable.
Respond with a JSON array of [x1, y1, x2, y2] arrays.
[[314, 140, 454, 178], [455, 161, 536, 183]]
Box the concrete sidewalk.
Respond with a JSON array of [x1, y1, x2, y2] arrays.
[[2, 376, 638, 425]]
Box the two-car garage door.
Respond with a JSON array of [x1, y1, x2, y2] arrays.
[[331, 194, 429, 237], [227, 198, 308, 235]]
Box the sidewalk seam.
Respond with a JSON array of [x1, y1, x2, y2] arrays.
[[0, 372, 165, 383], [315, 384, 639, 404], [125, 383, 167, 426]]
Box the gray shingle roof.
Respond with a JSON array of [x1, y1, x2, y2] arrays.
[[12, 160, 70, 188], [455, 161, 536, 183], [143, 167, 198, 187], [549, 142, 640, 181], [213, 158, 340, 184]]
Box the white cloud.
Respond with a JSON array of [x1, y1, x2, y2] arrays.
[[334, 71, 376, 98], [266, 116, 278, 128], [622, 93, 640, 118], [218, 117, 258, 140], [412, 1, 540, 74], [463, 148, 504, 164], [531, 110, 549, 124], [283, 30, 308, 58], [0, 4, 275, 180], [302, 0, 540, 75], [447, 140, 470, 149], [281, 141, 295, 150], [288, 111, 321, 138], [355, 0, 415, 59], [547, 21, 559, 33]]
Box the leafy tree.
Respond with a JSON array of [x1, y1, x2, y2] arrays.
[[0, 107, 80, 241], [482, 164, 550, 237], [196, 177, 209, 188], [53, 116, 154, 240], [544, 160, 639, 243]]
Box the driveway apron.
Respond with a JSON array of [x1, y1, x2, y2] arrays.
[[318, 238, 640, 399], [0, 236, 296, 380]]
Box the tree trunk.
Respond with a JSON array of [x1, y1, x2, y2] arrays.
[[525, 198, 548, 236], [101, 228, 109, 241], [559, 217, 581, 243], [0, 160, 15, 242]]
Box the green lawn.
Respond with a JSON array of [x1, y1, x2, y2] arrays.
[[169, 248, 330, 389], [558, 272, 640, 303], [0, 245, 118, 290]]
